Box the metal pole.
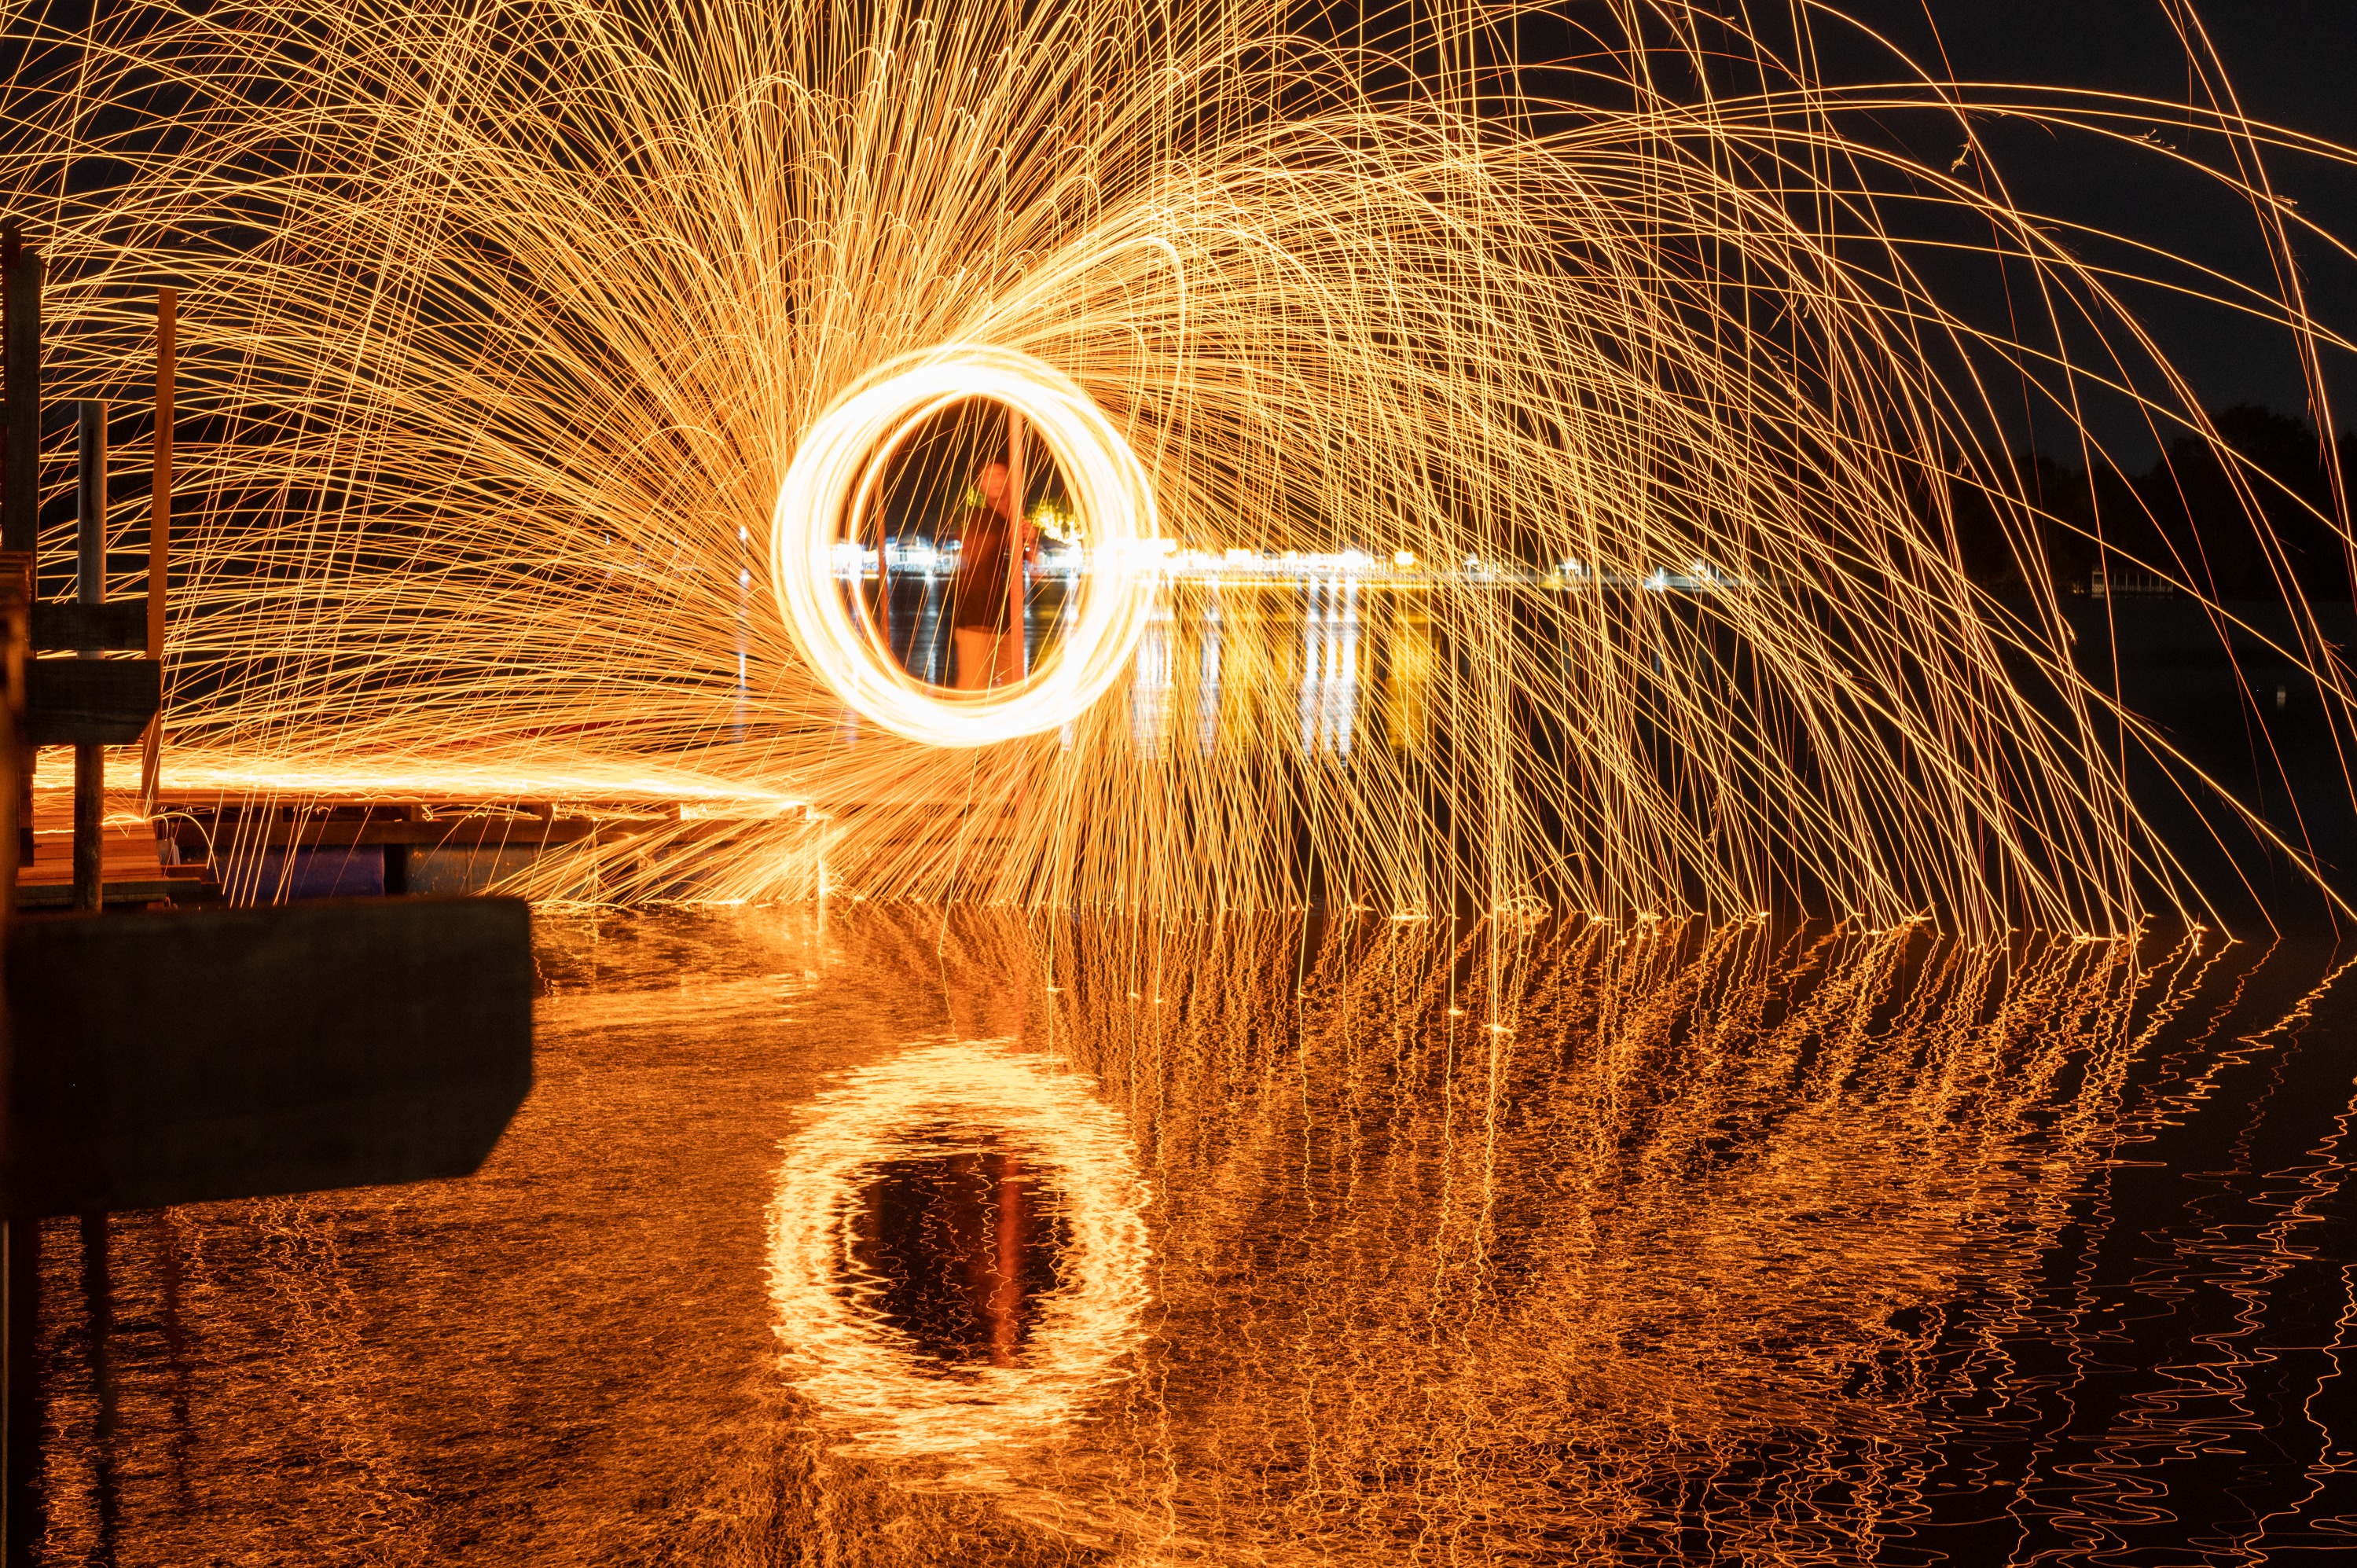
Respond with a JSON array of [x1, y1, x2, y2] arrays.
[[1005, 409, 1026, 681], [140, 289, 172, 816], [73, 401, 105, 914], [873, 476, 893, 660]]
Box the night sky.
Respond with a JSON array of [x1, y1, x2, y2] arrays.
[[1371, 0, 2357, 461], [11, 0, 2352, 461], [1772, 1, 2357, 459]]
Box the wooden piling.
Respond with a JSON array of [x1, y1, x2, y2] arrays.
[[1, 227, 35, 559], [140, 290, 171, 817], [0, 510, 33, 1568], [72, 402, 105, 914], [2, 230, 38, 872]]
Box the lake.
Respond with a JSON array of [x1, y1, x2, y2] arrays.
[[19, 903, 2357, 1563]]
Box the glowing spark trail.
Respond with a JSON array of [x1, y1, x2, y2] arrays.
[[773, 346, 1162, 745], [2, 0, 2351, 933]]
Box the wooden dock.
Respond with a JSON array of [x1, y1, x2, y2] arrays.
[[157, 796, 683, 850], [10, 789, 801, 909], [154, 795, 703, 899], [13, 798, 212, 909]]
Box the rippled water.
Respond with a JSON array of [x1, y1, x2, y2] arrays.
[[21, 907, 2357, 1563]]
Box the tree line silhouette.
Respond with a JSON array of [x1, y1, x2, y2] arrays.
[[1947, 406, 2355, 601]]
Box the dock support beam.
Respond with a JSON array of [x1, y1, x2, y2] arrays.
[[4, 226, 38, 872], [73, 401, 105, 914], [1, 227, 35, 556], [0, 217, 35, 1568], [140, 290, 171, 817]]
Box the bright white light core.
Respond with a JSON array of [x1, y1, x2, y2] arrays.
[[773, 347, 1160, 747]]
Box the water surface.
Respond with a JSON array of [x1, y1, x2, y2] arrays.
[[23, 906, 2357, 1563]]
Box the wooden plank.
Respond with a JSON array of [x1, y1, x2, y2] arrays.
[[164, 813, 668, 850], [21, 658, 160, 744], [150, 792, 688, 819], [15, 819, 188, 876], [14, 857, 191, 878], [13, 875, 209, 909], [28, 598, 147, 652], [14, 852, 186, 879], [2, 897, 533, 1217]]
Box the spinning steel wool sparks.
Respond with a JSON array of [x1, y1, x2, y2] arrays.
[[2, 0, 2351, 932], [773, 347, 1162, 745]]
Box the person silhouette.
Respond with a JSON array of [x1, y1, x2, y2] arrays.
[[948, 460, 1030, 690]]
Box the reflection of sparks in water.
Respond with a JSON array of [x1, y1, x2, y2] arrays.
[[766, 1040, 1152, 1474], [997, 910, 2346, 1560], [11, 905, 2357, 1562]]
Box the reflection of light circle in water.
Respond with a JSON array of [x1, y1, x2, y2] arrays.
[[767, 1039, 1153, 1466], [771, 346, 1162, 747]]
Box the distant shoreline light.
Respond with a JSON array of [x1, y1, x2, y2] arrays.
[[825, 541, 1742, 590]]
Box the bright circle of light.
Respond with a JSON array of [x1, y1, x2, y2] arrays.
[[773, 346, 1160, 747], [766, 1038, 1154, 1475]]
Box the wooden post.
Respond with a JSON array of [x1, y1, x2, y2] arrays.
[[73, 402, 105, 915], [0, 518, 34, 1568], [139, 290, 171, 817], [3, 227, 38, 873], [1, 227, 35, 558], [0, 553, 24, 910], [1005, 408, 1026, 681]]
